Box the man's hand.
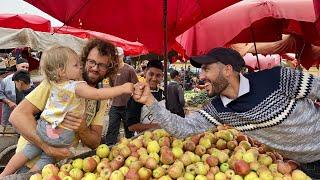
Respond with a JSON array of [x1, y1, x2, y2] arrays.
[[133, 82, 155, 106], [61, 113, 86, 132], [42, 144, 71, 160], [7, 101, 17, 110]]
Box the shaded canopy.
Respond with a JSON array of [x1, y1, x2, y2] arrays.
[[25, 0, 239, 54]]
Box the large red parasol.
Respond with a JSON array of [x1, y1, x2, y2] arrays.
[[175, 0, 320, 57], [0, 14, 51, 32], [53, 26, 148, 56], [24, 0, 239, 54]]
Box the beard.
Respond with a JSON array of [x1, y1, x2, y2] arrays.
[[207, 72, 228, 98], [83, 69, 104, 86]]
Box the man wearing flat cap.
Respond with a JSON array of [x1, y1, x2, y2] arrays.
[[0, 57, 31, 125], [133, 47, 320, 178]]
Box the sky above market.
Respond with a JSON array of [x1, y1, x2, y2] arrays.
[[0, 0, 63, 26]]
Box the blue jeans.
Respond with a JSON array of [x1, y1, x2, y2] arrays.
[[105, 106, 134, 145], [22, 119, 74, 170]]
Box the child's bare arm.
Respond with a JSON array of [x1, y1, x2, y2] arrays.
[[75, 82, 133, 100]]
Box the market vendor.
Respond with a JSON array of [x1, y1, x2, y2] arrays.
[[9, 38, 117, 173], [133, 47, 320, 178], [0, 57, 32, 126], [126, 60, 164, 134]]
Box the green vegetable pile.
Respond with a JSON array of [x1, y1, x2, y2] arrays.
[[185, 91, 212, 107]]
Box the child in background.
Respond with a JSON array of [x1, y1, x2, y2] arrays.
[[0, 46, 134, 177]]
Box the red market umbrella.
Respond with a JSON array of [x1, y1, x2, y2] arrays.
[[52, 26, 148, 56], [0, 14, 51, 32], [25, 0, 239, 94], [24, 0, 239, 54], [175, 0, 320, 57]]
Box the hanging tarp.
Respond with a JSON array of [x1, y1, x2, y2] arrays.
[[0, 27, 86, 54]]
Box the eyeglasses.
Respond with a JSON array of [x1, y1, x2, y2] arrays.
[[86, 59, 113, 71]]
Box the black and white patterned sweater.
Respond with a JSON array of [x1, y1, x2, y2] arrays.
[[148, 67, 320, 163]]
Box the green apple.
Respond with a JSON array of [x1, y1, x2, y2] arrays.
[[110, 170, 124, 180], [69, 168, 84, 180], [147, 140, 160, 153], [259, 171, 273, 180], [225, 169, 235, 178], [199, 137, 211, 149], [258, 154, 273, 166], [62, 176, 73, 180], [215, 172, 227, 180], [172, 139, 184, 149], [220, 163, 229, 173], [96, 144, 110, 158], [195, 162, 207, 175], [172, 147, 184, 159], [58, 171, 69, 179], [195, 175, 207, 180], [184, 172, 195, 180], [243, 151, 257, 163], [83, 172, 97, 180], [125, 156, 138, 167], [244, 171, 258, 180], [72, 158, 83, 169], [149, 152, 160, 163], [231, 175, 244, 180], [291, 169, 309, 180], [153, 166, 165, 178], [119, 166, 129, 176], [60, 163, 73, 173], [29, 173, 42, 180]]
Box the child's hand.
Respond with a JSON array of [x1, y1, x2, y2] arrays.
[[122, 82, 134, 94]]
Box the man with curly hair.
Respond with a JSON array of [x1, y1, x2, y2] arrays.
[[10, 39, 119, 173]]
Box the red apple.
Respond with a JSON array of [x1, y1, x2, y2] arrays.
[[138, 167, 152, 180], [145, 157, 158, 170], [42, 164, 59, 177], [206, 155, 219, 167], [277, 161, 292, 175], [234, 160, 250, 176], [183, 140, 196, 152], [82, 157, 97, 172]]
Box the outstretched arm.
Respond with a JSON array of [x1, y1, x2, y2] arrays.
[[76, 82, 133, 100], [133, 83, 215, 138], [129, 123, 160, 133]]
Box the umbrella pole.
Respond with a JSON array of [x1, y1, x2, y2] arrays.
[[163, 0, 168, 102], [250, 25, 260, 70], [184, 61, 187, 88], [296, 42, 306, 70]]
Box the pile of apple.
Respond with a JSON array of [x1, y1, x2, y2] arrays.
[[30, 126, 311, 180]]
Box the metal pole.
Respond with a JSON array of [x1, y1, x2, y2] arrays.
[[296, 42, 306, 70], [250, 25, 260, 70], [184, 61, 187, 88], [163, 0, 168, 99]]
